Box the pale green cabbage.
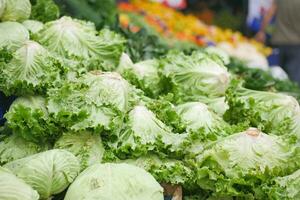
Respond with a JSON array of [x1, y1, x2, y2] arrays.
[[0, 167, 39, 200], [64, 163, 164, 200], [54, 131, 105, 171], [1, 0, 31, 22], [0, 21, 29, 50], [4, 149, 80, 199]]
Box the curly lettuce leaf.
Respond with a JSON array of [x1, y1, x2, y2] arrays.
[[261, 169, 300, 200], [4, 96, 60, 144], [54, 131, 105, 171], [30, 0, 60, 23], [0, 41, 63, 96], [122, 154, 194, 186]]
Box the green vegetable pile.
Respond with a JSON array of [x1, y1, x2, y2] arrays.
[[0, 1, 299, 200]]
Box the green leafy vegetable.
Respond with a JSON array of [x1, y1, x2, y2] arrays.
[[0, 167, 39, 200], [117, 53, 162, 97], [47, 71, 130, 133], [123, 154, 194, 186], [161, 51, 230, 99], [30, 0, 60, 22], [0, 133, 47, 165], [0, 41, 63, 96], [64, 163, 164, 200], [22, 20, 44, 34], [224, 81, 300, 138], [113, 105, 188, 159], [36, 17, 125, 71], [0, 0, 31, 22], [261, 169, 300, 200], [54, 131, 105, 171], [4, 149, 80, 199], [0, 21, 29, 51], [195, 128, 298, 198], [4, 96, 59, 144]]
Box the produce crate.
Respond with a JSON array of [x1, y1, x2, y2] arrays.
[[162, 183, 182, 200]]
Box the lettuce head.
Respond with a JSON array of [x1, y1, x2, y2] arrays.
[[224, 82, 300, 138], [36, 17, 125, 71], [64, 163, 164, 200], [47, 71, 130, 133], [22, 20, 44, 34], [4, 149, 80, 199], [195, 128, 298, 198], [161, 51, 230, 99], [117, 53, 162, 97], [0, 40, 63, 96], [113, 105, 188, 159]]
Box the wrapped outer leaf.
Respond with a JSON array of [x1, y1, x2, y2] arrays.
[[64, 163, 164, 200], [4, 149, 80, 199], [0, 167, 39, 200]]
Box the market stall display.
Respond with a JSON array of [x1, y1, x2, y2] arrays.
[[0, 0, 299, 200], [118, 1, 272, 59]]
